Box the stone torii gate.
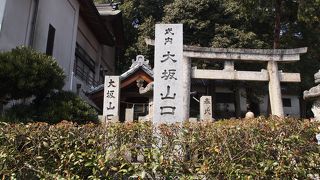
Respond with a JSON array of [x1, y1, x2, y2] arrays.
[[146, 38, 307, 118]]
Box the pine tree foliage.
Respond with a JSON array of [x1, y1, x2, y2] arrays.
[[0, 47, 65, 103]]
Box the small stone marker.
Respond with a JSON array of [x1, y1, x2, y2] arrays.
[[125, 107, 134, 123], [154, 24, 185, 124], [103, 76, 120, 122], [200, 96, 213, 121]]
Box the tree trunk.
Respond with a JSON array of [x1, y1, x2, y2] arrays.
[[274, 0, 282, 49]]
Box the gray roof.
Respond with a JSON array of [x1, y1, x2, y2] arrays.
[[88, 55, 153, 95], [120, 63, 153, 80]]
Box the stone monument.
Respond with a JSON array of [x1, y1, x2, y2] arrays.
[[125, 107, 134, 123], [103, 76, 120, 122], [154, 24, 189, 124], [304, 70, 320, 121], [200, 96, 213, 121]]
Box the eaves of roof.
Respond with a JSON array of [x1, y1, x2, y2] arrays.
[[120, 64, 154, 81], [88, 64, 154, 95], [77, 0, 114, 46], [95, 3, 125, 47]]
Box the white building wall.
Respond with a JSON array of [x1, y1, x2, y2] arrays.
[[0, 0, 33, 50], [32, 0, 79, 90], [283, 95, 300, 118]]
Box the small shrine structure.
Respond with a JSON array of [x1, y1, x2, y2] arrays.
[[89, 55, 153, 121]]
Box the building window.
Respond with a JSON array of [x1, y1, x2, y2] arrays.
[[46, 24, 55, 56], [0, 0, 6, 31], [74, 43, 96, 86], [282, 98, 292, 107]]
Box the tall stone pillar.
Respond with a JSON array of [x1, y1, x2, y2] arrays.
[[182, 56, 191, 121], [154, 24, 190, 124], [267, 61, 284, 117]]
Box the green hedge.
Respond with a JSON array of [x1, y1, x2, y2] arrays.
[[0, 117, 319, 179]]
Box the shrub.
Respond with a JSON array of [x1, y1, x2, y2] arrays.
[[4, 91, 98, 124], [33, 91, 98, 124], [0, 47, 98, 124], [0, 117, 319, 179], [3, 104, 33, 123], [0, 46, 65, 103]]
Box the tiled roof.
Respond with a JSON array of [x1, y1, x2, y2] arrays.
[[88, 55, 153, 94]]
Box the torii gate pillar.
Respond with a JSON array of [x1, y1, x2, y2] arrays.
[[182, 56, 191, 121], [268, 61, 284, 117]]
